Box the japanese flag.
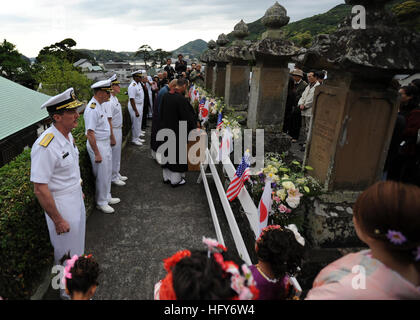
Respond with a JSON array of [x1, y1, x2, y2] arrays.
[[257, 179, 272, 239], [219, 127, 233, 162], [201, 100, 210, 124]]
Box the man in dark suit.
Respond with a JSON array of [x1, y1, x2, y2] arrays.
[[175, 54, 187, 77]]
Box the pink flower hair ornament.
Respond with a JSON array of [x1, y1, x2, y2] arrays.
[[202, 237, 259, 300], [62, 255, 79, 287]]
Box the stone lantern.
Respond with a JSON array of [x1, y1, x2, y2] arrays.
[[210, 34, 230, 97], [246, 2, 301, 154], [200, 40, 218, 90], [301, 0, 420, 192], [223, 20, 253, 114]]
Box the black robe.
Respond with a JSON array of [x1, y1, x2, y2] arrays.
[[159, 92, 196, 173]]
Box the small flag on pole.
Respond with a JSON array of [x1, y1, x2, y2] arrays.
[[226, 151, 251, 202], [216, 112, 223, 130], [257, 179, 272, 238]]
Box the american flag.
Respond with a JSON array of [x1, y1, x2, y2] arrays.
[[226, 152, 251, 202], [199, 97, 206, 110], [216, 112, 223, 130]]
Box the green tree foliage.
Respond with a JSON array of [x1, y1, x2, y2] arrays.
[[37, 38, 91, 64], [152, 49, 173, 68], [134, 44, 153, 70], [34, 55, 92, 101], [289, 31, 313, 48], [0, 39, 36, 89], [391, 0, 420, 31]]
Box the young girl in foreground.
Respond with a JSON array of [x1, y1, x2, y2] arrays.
[[62, 253, 100, 300], [250, 224, 305, 300], [306, 181, 420, 299], [155, 237, 259, 300]]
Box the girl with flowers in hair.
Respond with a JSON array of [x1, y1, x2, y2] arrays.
[[61, 253, 100, 300], [154, 237, 259, 300], [251, 225, 305, 300], [306, 181, 420, 300]]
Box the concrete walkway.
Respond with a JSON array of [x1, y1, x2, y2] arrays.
[[87, 124, 224, 299]]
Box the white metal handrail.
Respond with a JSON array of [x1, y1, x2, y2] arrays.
[[197, 130, 303, 296]]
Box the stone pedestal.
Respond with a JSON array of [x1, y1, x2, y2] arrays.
[[205, 62, 214, 90], [225, 61, 251, 111], [212, 62, 227, 98], [247, 59, 290, 130], [305, 73, 399, 191]]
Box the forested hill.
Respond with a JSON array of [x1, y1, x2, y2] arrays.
[[171, 39, 208, 58], [227, 0, 418, 48]]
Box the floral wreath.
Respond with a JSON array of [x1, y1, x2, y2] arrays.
[[158, 237, 259, 300]]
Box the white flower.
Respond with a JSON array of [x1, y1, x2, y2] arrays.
[[286, 196, 300, 209]]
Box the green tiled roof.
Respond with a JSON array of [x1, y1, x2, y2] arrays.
[[0, 76, 51, 141]]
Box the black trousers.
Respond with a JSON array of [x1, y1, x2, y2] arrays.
[[142, 102, 149, 128]]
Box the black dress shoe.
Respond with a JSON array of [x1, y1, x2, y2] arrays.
[[163, 180, 170, 184]]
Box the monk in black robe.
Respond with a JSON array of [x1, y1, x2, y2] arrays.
[[158, 78, 197, 187]]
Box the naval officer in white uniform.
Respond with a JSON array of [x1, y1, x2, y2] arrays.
[[128, 70, 146, 146], [107, 74, 128, 186], [30, 88, 86, 266], [84, 79, 120, 214]]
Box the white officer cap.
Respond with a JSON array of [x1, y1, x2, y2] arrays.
[[109, 74, 120, 85], [91, 79, 112, 92], [40, 88, 83, 113], [131, 70, 143, 77]]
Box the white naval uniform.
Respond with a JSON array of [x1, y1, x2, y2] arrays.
[[30, 125, 86, 264], [127, 80, 144, 142], [109, 95, 124, 182], [84, 97, 113, 206]]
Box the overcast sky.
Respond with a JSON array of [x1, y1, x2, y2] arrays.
[[0, 0, 342, 58]]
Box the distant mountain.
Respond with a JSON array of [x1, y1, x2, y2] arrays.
[[171, 39, 208, 59]]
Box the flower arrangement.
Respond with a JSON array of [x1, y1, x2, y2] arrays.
[[248, 152, 322, 228], [218, 114, 242, 139]]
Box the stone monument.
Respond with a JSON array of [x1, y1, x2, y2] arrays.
[[212, 34, 230, 97], [247, 2, 301, 131], [200, 40, 217, 90], [302, 0, 420, 192], [246, 2, 302, 154], [224, 20, 253, 116], [300, 0, 420, 250]]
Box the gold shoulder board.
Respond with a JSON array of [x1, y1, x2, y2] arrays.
[[132, 83, 136, 86], [39, 133, 54, 148], [90, 102, 96, 109]]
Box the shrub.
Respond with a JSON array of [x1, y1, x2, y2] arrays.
[[0, 149, 53, 299]]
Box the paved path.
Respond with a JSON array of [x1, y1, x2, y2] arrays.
[[85, 125, 225, 299]]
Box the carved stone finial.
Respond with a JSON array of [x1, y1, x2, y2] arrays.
[[261, 2, 290, 40], [233, 20, 250, 40], [216, 33, 229, 47], [208, 40, 217, 50]]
